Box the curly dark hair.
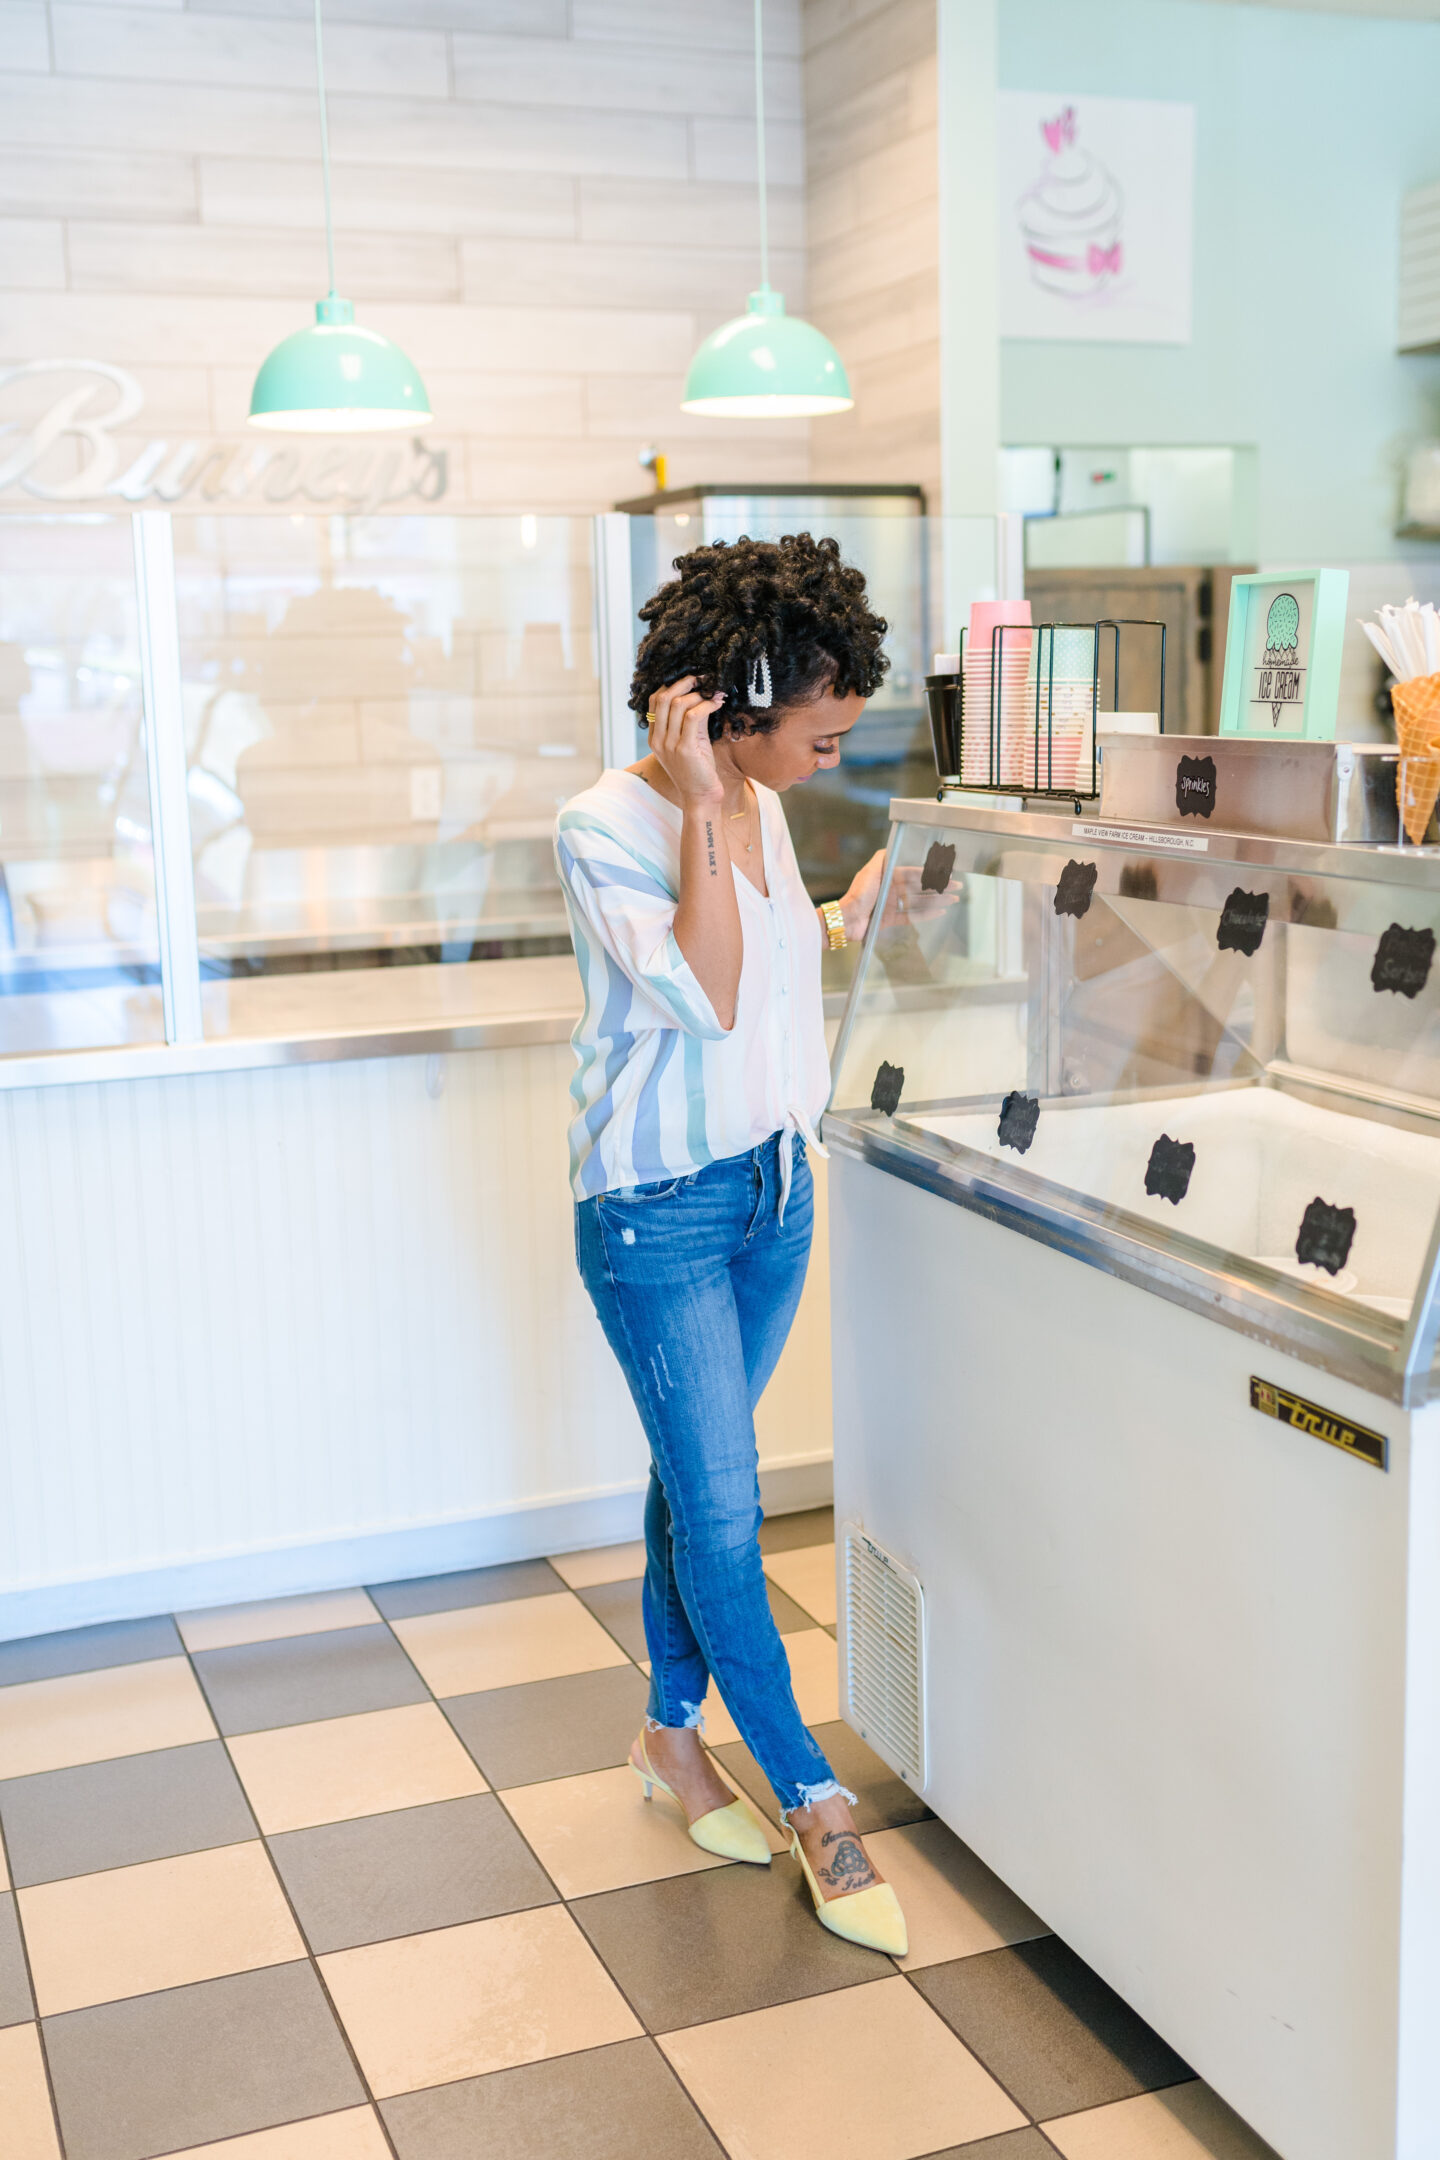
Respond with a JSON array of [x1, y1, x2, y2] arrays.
[[629, 532, 889, 738]]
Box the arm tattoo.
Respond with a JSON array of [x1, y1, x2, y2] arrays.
[[814, 1830, 877, 1894], [705, 820, 717, 875]]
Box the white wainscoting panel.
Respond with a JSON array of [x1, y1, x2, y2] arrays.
[[0, 1044, 832, 1633]]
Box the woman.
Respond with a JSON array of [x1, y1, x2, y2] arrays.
[[555, 533, 907, 1954]]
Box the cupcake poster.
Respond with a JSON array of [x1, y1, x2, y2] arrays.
[[999, 92, 1195, 344]]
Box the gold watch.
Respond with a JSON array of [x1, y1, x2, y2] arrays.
[[820, 900, 848, 951]]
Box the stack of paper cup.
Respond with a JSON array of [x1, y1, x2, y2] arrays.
[[1028, 626, 1097, 792], [962, 601, 1032, 786]]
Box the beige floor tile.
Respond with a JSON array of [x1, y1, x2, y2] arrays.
[[177, 1587, 379, 1653], [696, 1629, 839, 1747], [0, 2024, 61, 2160], [548, 1540, 647, 1589], [763, 1542, 838, 1625], [864, 1820, 1049, 1970], [659, 1974, 1025, 2160], [391, 1591, 630, 1698], [0, 1657, 215, 1780], [228, 1701, 487, 1833], [500, 1760, 782, 1898], [1043, 2083, 1280, 2160], [19, 1840, 304, 2016], [320, 1903, 640, 2098], [162, 2108, 392, 2160]]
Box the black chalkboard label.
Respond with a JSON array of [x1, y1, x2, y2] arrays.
[[921, 841, 956, 894], [1295, 1197, 1356, 1276], [1054, 860, 1098, 918], [1144, 1134, 1195, 1205], [1250, 1377, 1386, 1472], [1371, 923, 1435, 1000], [871, 1061, 904, 1116], [1175, 754, 1217, 820], [1217, 888, 1270, 956], [997, 1090, 1040, 1153]]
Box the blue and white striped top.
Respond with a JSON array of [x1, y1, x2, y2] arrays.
[[555, 769, 829, 1206]]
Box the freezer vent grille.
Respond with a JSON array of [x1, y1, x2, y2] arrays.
[[840, 1525, 926, 1791]]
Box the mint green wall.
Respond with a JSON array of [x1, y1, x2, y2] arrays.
[[997, 0, 1440, 561]]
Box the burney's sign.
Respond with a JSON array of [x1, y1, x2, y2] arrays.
[[0, 359, 448, 509]]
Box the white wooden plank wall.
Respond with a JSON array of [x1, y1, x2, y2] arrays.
[[0, 0, 815, 510], [0, 1042, 833, 1600], [803, 0, 941, 499]]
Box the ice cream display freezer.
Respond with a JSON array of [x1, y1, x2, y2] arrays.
[[824, 788, 1440, 2160]]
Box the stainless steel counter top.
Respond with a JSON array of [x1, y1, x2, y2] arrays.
[[0, 956, 583, 1091]]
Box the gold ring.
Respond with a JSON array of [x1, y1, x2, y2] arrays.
[[646, 709, 659, 722]]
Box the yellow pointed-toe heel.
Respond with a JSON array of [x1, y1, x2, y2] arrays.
[[788, 1827, 909, 1956], [629, 1734, 771, 1865]]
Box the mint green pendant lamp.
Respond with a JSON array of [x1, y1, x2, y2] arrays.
[[249, 0, 431, 433], [682, 0, 852, 419]]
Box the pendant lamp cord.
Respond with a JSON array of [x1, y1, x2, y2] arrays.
[[314, 0, 338, 297], [753, 0, 769, 292]]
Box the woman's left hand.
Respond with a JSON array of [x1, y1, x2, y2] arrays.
[[837, 850, 961, 944]]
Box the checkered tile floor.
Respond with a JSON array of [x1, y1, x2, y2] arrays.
[[0, 1508, 1279, 2160]]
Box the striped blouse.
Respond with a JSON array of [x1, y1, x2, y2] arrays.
[[554, 768, 829, 1210]]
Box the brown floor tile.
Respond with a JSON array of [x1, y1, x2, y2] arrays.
[[269, 1792, 557, 1952], [0, 2022, 61, 2159], [177, 1589, 380, 1654], [573, 1849, 893, 2030], [659, 1975, 1025, 2160], [367, 1558, 564, 1621], [228, 1703, 486, 1835], [162, 2110, 392, 2159], [0, 1891, 34, 2025], [500, 1763, 779, 1900], [0, 1660, 215, 1781], [574, 1578, 652, 1661], [0, 1617, 182, 1688], [319, 1903, 641, 2098], [865, 1821, 1049, 1971], [442, 1664, 650, 1789], [811, 1718, 930, 1830], [922, 2133, 1059, 2159], [382, 2036, 724, 2160], [392, 1592, 629, 1698], [758, 1506, 834, 1554], [42, 1962, 364, 2160], [1042, 2083, 1280, 2158], [713, 1717, 929, 1835], [0, 1741, 255, 1887], [912, 1938, 1192, 2123], [548, 1541, 648, 1590], [763, 1541, 838, 1625], [191, 1626, 428, 1738], [21, 1841, 303, 2016]]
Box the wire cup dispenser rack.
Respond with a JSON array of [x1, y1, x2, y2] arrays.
[[924, 618, 1168, 804]]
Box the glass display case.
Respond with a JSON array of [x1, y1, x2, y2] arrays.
[[827, 791, 1440, 1402], [0, 515, 162, 1056]]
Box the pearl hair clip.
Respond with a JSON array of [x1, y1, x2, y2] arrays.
[[747, 652, 773, 708]]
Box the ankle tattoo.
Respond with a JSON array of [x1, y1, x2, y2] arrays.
[[813, 1829, 877, 1893]]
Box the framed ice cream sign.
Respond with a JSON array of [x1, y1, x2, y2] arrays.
[[1218, 571, 1349, 740], [998, 92, 1195, 344]]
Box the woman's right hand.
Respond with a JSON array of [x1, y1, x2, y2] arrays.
[[648, 678, 726, 806]]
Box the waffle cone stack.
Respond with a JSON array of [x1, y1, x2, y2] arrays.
[[1392, 672, 1440, 845]]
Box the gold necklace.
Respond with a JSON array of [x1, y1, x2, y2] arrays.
[[727, 784, 756, 853]]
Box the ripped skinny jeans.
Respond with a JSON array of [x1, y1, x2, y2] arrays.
[[574, 1131, 846, 1817]]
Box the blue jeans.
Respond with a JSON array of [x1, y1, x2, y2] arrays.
[[574, 1131, 845, 1816]]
